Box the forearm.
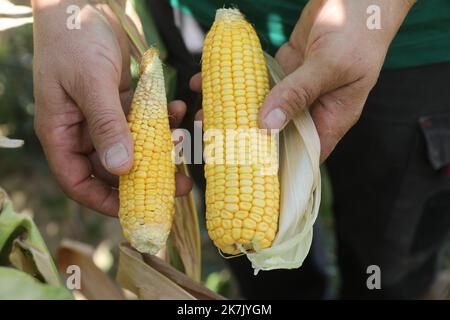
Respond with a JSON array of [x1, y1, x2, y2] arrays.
[[361, 0, 416, 41], [339, 0, 416, 43], [304, 0, 416, 41]]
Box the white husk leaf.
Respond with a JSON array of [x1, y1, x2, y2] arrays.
[[0, 136, 24, 148], [246, 53, 321, 274]]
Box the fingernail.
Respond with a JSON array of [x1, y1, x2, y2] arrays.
[[105, 143, 129, 169], [263, 108, 287, 129]]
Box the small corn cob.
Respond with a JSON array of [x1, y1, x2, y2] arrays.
[[202, 9, 280, 255], [119, 48, 175, 255]]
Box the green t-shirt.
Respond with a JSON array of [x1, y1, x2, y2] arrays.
[[170, 0, 450, 69]]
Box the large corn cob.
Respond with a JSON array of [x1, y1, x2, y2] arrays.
[[202, 9, 280, 255], [119, 48, 175, 254]]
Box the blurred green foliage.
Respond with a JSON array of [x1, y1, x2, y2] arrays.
[[0, 23, 39, 173], [0, 193, 73, 300], [0, 24, 34, 138]]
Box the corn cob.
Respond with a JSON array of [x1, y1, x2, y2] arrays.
[[202, 9, 280, 255], [119, 48, 175, 255]]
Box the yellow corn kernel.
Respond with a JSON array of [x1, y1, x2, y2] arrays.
[[203, 8, 280, 255], [118, 49, 175, 255]]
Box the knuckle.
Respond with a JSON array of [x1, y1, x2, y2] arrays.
[[89, 110, 122, 140], [282, 85, 312, 112]]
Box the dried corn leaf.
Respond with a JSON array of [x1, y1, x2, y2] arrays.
[[142, 250, 223, 300], [10, 238, 61, 286], [0, 136, 24, 148], [56, 239, 125, 300], [171, 162, 201, 282], [117, 244, 195, 299], [106, 0, 147, 59], [129, 0, 168, 60], [9, 240, 37, 278]]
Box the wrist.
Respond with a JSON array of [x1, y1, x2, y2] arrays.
[[331, 0, 416, 54], [364, 0, 415, 40]]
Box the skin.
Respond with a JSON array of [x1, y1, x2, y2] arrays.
[[32, 0, 191, 216], [32, 0, 415, 215], [192, 0, 416, 162]]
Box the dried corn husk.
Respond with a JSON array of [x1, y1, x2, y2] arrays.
[[0, 0, 33, 32], [117, 244, 222, 300], [56, 240, 126, 300], [245, 54, 321, 274], [0, 136, 24, 148]]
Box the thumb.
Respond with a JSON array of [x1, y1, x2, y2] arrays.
[[259, 60, 332, 130], [79, 78, 133, 175]]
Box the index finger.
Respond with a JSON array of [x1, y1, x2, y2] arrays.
[[42, 135, 119, 216]]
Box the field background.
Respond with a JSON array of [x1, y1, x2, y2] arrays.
[[0, 0, 447, 299]]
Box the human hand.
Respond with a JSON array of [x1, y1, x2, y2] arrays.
[[32, 0, 191, 216], [257, 0, 415, 162]]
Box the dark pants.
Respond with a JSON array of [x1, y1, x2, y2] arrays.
[[326, 62, 450, 299], [150, 1, 450, 299]]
